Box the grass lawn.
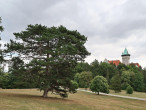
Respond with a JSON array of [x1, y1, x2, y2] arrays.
[[0, 89, 146, 110], [110, 90, 146, 99], [80, 88, 146, 99]]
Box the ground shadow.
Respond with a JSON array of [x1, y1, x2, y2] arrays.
[[1, 92, 74, 103]]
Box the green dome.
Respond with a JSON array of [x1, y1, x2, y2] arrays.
[[122, 48, 130, 56]]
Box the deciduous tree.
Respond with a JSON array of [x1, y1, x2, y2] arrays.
[[90, 76, 109, 95]]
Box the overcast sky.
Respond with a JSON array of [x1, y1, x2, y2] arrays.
[[1, 0, 146, 68]]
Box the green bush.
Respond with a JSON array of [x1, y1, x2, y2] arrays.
[[126, 85, 133, 94]]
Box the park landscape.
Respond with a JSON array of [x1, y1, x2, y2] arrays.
[[0, 16, 146, 110], [1, 1, 146, 110]]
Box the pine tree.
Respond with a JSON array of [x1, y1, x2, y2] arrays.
[[5, 24, 90, 97]]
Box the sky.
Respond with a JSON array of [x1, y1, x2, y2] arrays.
[[1, 0, 146, 68]]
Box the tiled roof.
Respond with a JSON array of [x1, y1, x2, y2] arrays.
[[108, 60, 121, 66]]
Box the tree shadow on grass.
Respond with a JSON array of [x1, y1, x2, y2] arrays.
[[1, 92, 74, 103]]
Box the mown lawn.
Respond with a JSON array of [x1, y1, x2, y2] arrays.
[[0, 89, 146, 110]]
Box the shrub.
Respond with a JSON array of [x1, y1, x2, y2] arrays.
[[126, 85, 133, 94]]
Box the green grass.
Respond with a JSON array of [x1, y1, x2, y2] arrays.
[[80, 88, 146, 99], [0, 89, 146, 110], [110, 90, 146, 99]]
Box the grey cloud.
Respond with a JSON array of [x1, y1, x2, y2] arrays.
[[100, 0, 146, 39], [1, 0, 146, 67]]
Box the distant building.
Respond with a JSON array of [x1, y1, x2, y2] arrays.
[[104, 48, 141, 67]]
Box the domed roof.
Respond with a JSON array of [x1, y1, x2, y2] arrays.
[[122, 48, 130, 56]]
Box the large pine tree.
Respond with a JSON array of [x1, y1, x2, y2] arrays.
[[5, 24, 90, 97]]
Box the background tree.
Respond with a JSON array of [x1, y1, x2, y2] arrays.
[[5, 24, 90, 98], [142, 69, 146, 92], [90, 76, 109, 95], [0, 69, 10, 88], [110, 74, 121, 93], [0, 17, 3, 33], [121, 70, 135, 89], [74, 73, 80, 84], [0, 18, 5, 88], [78, 71, 92, 89], [133, 72, 144, 92], [8, 57, 36, 88], [74, 62, 91, 73], [98, 62, 117, 83], [0, 17, 4, 63], [117, 63, 129, 74], [142, 69, 146, 84], [90, 59, 99, 77], [128, 64, 142, 73]]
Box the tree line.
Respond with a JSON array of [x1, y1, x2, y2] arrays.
[[74, 60, 146, 93]]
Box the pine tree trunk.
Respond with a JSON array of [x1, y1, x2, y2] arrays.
[[42, 88, 49, 97], [98, 91, 99, 95]]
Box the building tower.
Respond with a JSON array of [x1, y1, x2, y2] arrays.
[[121, 48, 130, 65]]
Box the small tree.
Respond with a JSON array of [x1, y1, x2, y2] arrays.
[[110, 74, 121, 93], [90, 76, 109, 95], [126, 85, 133, 94]]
